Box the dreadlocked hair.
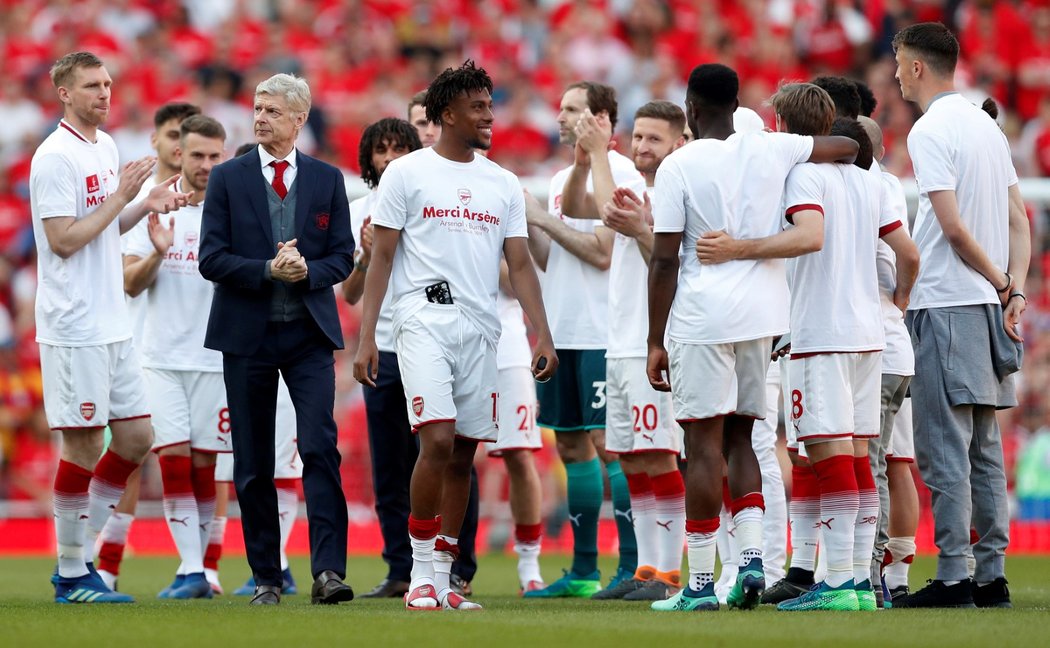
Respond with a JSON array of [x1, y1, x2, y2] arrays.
[[358, 118, 422, 188], [423, 60, 494, 126]]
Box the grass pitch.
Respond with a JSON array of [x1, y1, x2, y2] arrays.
[[0, 554, 1047, 648]]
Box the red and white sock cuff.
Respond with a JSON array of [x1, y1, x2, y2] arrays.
[[685, 517, 720, 535], [435, 535, 460, 560], [730, 492, 765, 515], [191, 465, 217, 501], [853, 455, 877, 491], [159, 455, 193, 496], [651, 470, 685, 498], [274, 478, 299, 493], [93, 450, 139, 489], [54, 460, 93, 500], [515, 523, 543, 544], [812, 454, 858, 494], [408, 514, 441, 541]]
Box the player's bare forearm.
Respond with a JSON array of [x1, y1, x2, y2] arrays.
[[1007, 183, 1031, 293], [882, 227, 919, 311], [699, 211, 822, 263], [561, 162, 600, 219], [647, 232, 681, 349], [538, 217, 611, 270], [122, 252, 162, 298], [525, 224, 550, 271], [42, 193, 131, 259], [587, 152, 615, 220], [928, 190, 1009, 290], [117, 199, 152, 234], [809, 136, 860, 164], [505, 238, 551, 341], [359, 226, 398, 342], [341, 267, 367, 305], [636, 228, 655, 265]]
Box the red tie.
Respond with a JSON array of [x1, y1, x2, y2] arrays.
[[270, 160, 289, 199]]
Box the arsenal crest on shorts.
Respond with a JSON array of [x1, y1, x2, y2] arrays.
[[412, 396, 424, 417], [457, 188, 471, 205], [80, 402, 96, 421], [315, 212, 330, 230]]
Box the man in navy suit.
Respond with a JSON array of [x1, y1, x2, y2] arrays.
[[199, 73, 355, 606]]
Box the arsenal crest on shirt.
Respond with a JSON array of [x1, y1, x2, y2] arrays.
[[457, 188, 471, 205]]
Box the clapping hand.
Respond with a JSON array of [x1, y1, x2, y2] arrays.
[[272, 238, 307, 282], [602, 187, 651, 238], [147, 213, 175, 255], [145, 174, 191, 214]]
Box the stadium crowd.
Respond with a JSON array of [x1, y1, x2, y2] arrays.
[[0, 0, 1049, 599]]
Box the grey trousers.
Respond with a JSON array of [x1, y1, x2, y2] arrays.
[[906, 306, 1013, 583], [869, 373, 910, 565]]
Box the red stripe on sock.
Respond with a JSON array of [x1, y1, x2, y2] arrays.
[[204, 543, 223, 570], [685, 518, 719, 534], [515, 523, 543, 543], [274, 478, 299, 492], [97, 542, 125, 574], [731, 492, 765, 515], [812, 454, 857, 495], [93, 451, 139, 488], [970, 528, 980, 545], [853, 456, 876, 491], [651, 470, 685, 498], [408, 514, 441, 540], [792, 464, 820, 499], [625, 471, 653, 496], [435, 537, 460, 559], [54, 460, 93, 495], [159, 455, 193, 495], [191, 465, 217, 501]]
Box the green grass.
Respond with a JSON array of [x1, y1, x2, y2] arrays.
[[0, 555, 1047, 647]]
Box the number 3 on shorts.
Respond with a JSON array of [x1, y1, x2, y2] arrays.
[[591, 381, 606, 410]]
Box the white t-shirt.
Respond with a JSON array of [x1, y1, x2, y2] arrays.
[[124, 181, 223, 371], [122, 176, 158, 344], [907, 93, 1018, 310], [653, 131, 813, 344], [350, 190, 395, 353], [607, 186, 653, 359], [372, 147, 527, 346], [872, 163, 915, 377], [543, 151, 644, 349], [497, 290, 532, 370], [783, 162, 898, 355], [30, 121, 130, 346]]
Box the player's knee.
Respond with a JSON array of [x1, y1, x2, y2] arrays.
[[60, 429, 105, 468], [555, 431, 593, 463]]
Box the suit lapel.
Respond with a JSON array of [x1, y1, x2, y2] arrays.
[[294, 151, 316, 238], [241, 148, 273, 243]]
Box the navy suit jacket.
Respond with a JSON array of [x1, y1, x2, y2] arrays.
[[199, 147, 354, 356]]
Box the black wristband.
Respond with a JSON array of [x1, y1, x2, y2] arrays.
[[995, 272, 1012, 293], [1008, 291, 1027, 304]]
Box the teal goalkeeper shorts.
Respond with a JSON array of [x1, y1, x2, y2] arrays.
[[536, 349, 606, 432]]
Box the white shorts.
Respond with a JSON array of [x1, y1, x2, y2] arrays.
[[606, 357, 681, 455], [40, 340, 150, 429], [887, 396, 914, 463], [669, 337, 772, 421], [486, 366, 541, 456], [146, 369, 230, 453], [215, 377, 302, 481], [789, 352, 881, 446], [396, 304, 498, 442]]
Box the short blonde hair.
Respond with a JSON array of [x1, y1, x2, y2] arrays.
[[50, 51, 104, 89], [255, 74, 312, 114], [769, 83, 835, 136]]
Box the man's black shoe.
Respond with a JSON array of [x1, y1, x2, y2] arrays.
[[973, 577, 1012, 608], [311, 570, 354, 605], [249, 585, 281, 606], [760, 577, 811, 604], [450, 574, 473, 597], [360, 578, 410, 599], [889, 584, 910, 606], [894, 579, 975, 608]]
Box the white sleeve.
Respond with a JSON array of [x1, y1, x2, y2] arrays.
[[31, 153, 78, 219], [783, 165, 825, 224], [770, 132, 815, 168], [652, 160, 686, 233], [122, 218, 153, 258], [371, 162, 407, 231], [505, 176, 528, 238], [877, 173, 905, 235], [1002, 132, 1019, 187], [908, 130, 956, 194]]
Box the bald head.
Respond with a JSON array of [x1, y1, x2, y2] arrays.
[[858, 116, 884, 162]]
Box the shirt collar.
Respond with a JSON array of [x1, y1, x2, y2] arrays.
[[258, 145, 297, 170], [59, 120, 93, 144], [926, 91, 959, 110]]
